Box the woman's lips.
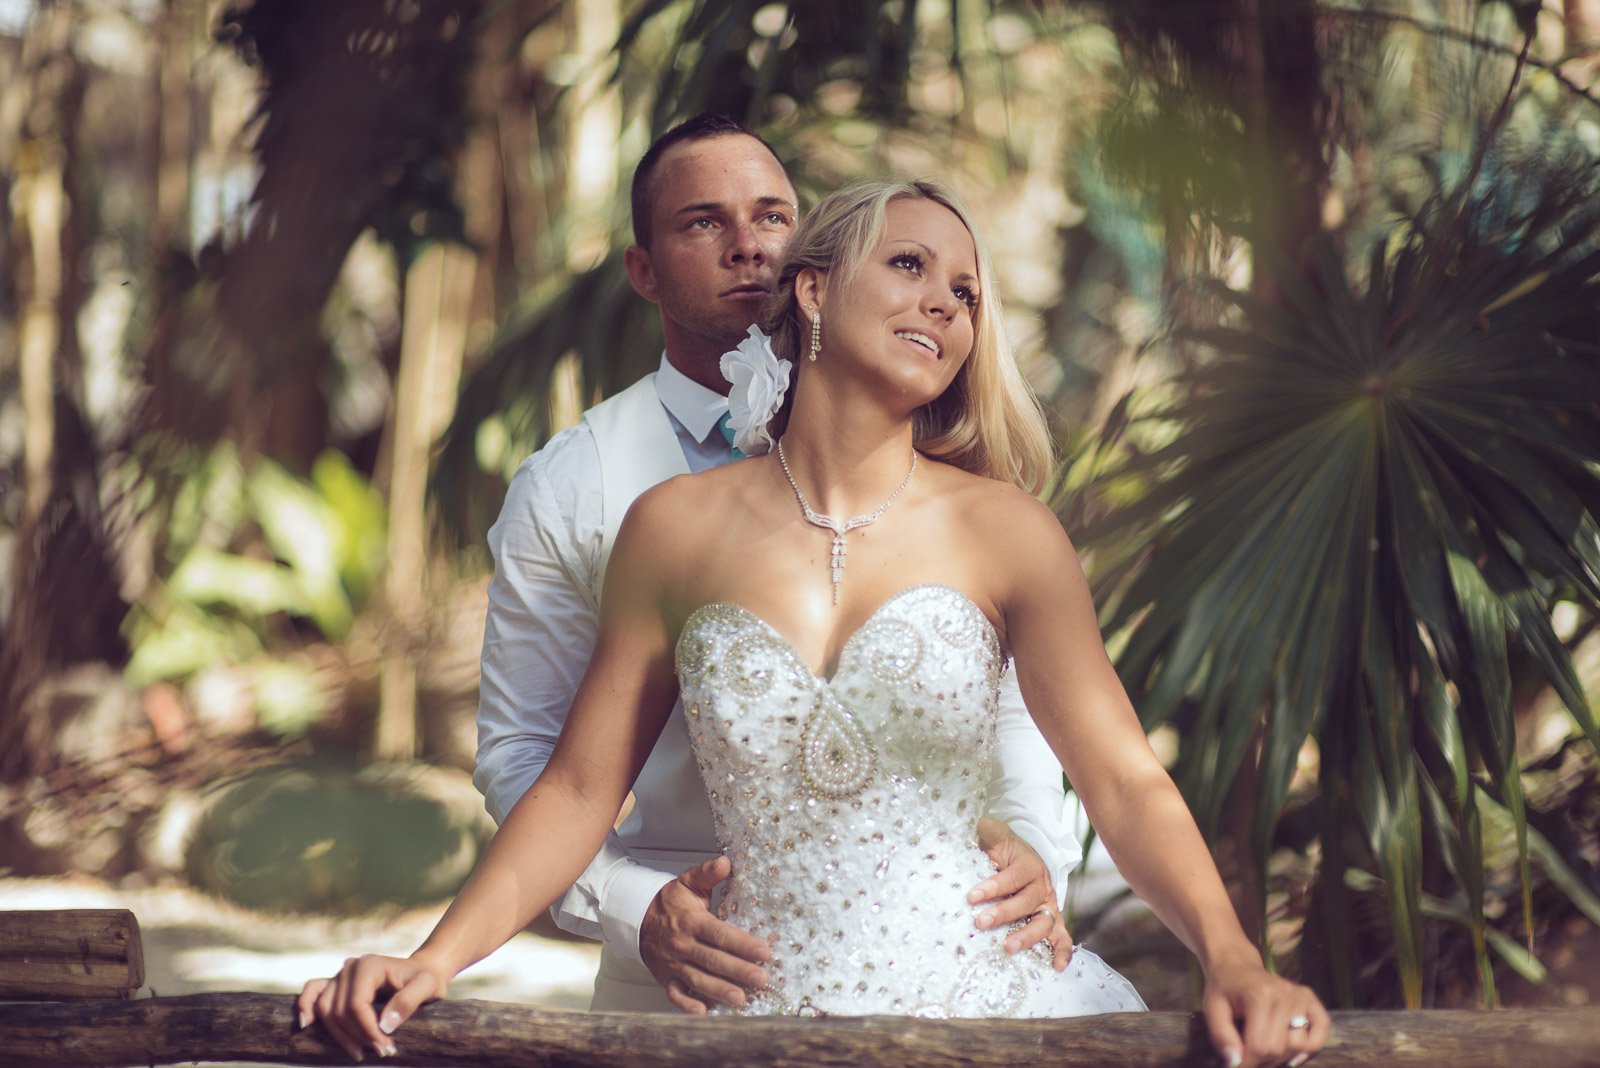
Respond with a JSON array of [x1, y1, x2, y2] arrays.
[[895, 330, 941, 358]]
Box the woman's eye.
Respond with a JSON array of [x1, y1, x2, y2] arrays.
[[891, 253, 923, 272], [954, 286, 979, 309]]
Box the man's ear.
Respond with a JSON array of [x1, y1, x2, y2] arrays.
[[624, 244, 660, 303]]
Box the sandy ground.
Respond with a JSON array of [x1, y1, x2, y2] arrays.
[[0, 874, 603, 1066]]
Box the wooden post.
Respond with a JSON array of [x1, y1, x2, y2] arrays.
[[0, 910, 144, 1001], [1, 993, 1598, 1068]]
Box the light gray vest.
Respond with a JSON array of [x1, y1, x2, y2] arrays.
[[583, 373, 691, 599]]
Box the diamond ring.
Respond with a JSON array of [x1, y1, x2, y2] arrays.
[[1288, 1014, 1311, 1030]]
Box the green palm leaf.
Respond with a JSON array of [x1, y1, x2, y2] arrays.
[[1081, 160, 1600, 1006]]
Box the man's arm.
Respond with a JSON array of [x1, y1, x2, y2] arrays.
[[474, 435, 672, 956], [959, 667, 1083, 968], [987, 666, 1082, 904]]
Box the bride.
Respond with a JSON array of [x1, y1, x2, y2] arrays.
[[301, 178, 1329, 1067]]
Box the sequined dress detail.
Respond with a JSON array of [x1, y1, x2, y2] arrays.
[[675, 584, 1147, 1017]]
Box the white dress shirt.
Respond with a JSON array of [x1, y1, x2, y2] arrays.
[[474, 354, 1081, 965]]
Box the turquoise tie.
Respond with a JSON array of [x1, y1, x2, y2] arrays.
[[717, 412, 745, 460]]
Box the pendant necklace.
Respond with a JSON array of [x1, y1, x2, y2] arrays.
[[777, 437, 917, 605]]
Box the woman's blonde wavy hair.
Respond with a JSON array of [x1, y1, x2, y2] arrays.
[[761, 178, 1054, 494]]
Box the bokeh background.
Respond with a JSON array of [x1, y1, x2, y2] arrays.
[[3, 0, 1600, 1016]]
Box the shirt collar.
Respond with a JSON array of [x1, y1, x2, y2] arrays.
[[654, 352, 729, 443]]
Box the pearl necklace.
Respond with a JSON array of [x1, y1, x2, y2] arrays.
[[777, 437, 918, 605]]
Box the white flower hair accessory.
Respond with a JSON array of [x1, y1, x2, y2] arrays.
[[719, 325, 792, 456]]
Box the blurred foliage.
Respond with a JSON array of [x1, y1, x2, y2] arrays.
[[123, 446, 386, 711]]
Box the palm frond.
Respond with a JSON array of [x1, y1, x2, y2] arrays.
[[1082, 157, 1600, 1006]]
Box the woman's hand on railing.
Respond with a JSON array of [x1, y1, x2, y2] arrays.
[[297, 954, 449, 1061], [1201, 952, 1331, 1068]]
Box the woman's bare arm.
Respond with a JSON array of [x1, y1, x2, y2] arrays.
[[298, 488, 689, 1058], [989, 490, 1329, 1068]]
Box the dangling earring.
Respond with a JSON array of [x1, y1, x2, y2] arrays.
[[808, 306, 821, 362]]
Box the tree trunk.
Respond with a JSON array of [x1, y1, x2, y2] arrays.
[[563, 0, 621, 272], [0, 0, 124, 778], [1243, 0, 1330, 297], [13, 2, 77, 533], [152, 0, 194, 253], [3, 993, 1598, 1068], [376, 241, 477, 760]]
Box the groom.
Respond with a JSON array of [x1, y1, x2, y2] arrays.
[[473, 114, 1080, 1013]]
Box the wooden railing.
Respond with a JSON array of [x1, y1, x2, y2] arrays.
[[4, 908, 1599, 1067], [5, 993, 1600, 1067]]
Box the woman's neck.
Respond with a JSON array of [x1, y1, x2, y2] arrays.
[[776, 381, 919, 519]]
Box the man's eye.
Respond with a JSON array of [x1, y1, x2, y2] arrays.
[[689, 218, 715, 229], [764, 212, 791, 225]]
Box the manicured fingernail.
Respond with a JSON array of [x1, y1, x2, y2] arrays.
[[976, 914, 993, 929], [1005, 939, 1019, 953], [298, 1010, 310, 1030], [381, 1042, 398, 1057], [1289, 1055, 1308, 1068], [967, 888, 984, 902], [1223, 1048, 1242, 1068], [379, 1012, 400, 1035]]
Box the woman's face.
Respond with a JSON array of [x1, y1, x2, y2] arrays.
[[815, 197, 980, 404]]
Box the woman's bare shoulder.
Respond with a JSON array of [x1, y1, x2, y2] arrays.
[[616, 461, 766, 558], [623, 468, 728, 535], [924, 460, 1064, 532], [608, 461, 770, 617], [919, 460, 1079, 597]]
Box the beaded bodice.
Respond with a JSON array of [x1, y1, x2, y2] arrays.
[[676, 584, 1024, 1015]]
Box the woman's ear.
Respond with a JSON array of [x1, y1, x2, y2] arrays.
[[794, 267, 824, 319]]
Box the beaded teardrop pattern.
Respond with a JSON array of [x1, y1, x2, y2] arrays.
[[797, 692, 877, 800]]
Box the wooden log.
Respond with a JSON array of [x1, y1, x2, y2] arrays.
[[0, 909, 144, 1000], [1, 992, 1599, 1067]]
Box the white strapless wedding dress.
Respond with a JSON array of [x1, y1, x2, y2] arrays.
[[675, 584, 1147, 1017]]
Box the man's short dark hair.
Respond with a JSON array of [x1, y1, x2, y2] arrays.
[[630, 113, 782, 248]]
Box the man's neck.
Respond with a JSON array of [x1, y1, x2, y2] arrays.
[[663, 345, 733, 397]]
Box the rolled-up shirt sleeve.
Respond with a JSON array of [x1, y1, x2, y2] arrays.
[[985, 665, 1083, 910], [472, 428, 674, 953]]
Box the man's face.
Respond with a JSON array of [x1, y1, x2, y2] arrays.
[[626, 135, 798, 384]]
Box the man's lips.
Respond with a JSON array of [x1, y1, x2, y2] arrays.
[[720, 284, 770, 302]]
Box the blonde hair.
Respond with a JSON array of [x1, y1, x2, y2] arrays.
[[761, 178, 1054, 494]]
